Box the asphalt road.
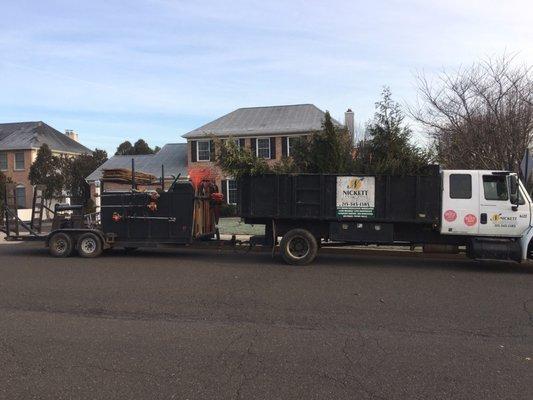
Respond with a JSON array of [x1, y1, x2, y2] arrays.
[[0, 243, 532, 400]]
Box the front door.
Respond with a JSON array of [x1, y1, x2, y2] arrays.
[[478, 173, 530, 237], [441, 171, 480, 235]]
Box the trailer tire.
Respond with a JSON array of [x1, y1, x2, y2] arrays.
[[280, 229, 318, 265], [77, 233, 103, 258], [49, 233, 73, 258]]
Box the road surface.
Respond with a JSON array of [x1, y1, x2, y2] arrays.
[[0, 243, 532, 399]]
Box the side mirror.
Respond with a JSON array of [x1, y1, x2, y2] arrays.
[[509, 175, 519, 207]]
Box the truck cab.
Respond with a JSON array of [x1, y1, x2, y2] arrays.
[[441, 170, 533, 261]]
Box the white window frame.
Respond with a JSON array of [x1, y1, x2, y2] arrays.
[[256, 138, 271, 159], [0, 152, 7, 171], [286, 135, 307, 156], [226, 179, 238, 205], [14, 151, 25, 171], [196, 140, 211, 162]]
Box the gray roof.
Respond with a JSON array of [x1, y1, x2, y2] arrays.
[[182, 104, 340, 138], [86, 143, 188, 182], [0, 121, 92, 153]]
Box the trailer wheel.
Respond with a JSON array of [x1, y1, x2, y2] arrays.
[[280, 229, 318, 265], [49, 233, 73, 258], [77, 233, 103, 258]]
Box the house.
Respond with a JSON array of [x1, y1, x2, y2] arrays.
[[0, 121, 91, 210], [86, 143, 188, 206], [182, 104, 355, 204]]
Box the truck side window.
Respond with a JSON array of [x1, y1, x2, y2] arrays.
[[449, 174, 471, 199], [483, 175, 508, 201]]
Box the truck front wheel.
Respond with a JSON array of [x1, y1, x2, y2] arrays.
[[77, 233, 103, 258], [280, 229, 318, 265]]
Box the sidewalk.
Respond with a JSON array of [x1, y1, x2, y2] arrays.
[[0, 232, 17, 244], [218, 217, 263, 236]]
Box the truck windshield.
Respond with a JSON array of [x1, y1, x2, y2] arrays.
[[483, 175, 508, 201]]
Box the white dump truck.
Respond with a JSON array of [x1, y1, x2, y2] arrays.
[[239, 169, 533, 264]]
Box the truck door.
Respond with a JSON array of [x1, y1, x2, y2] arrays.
[[478, 173, 530, 237], [441, 171, 480, 235]]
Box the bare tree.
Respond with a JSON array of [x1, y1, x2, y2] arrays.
[[412, 55, 533, 171]]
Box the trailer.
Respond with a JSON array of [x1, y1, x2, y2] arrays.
[[1, 165, 226, 258], [239, 170, 533, 264], [2, 167, 533, 266]]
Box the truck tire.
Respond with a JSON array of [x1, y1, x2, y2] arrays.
[[280, 229, 318, 265], [49, 232, 73, 258], [77, 233, 103, 258]]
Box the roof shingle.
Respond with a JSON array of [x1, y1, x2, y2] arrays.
[[182, 104, 340, 138], [86, 143, 188, 182], [0, 121, 92, 154]]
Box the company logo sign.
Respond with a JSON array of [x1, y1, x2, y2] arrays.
[[464, 214, 477, 226], [336, 176, 375, 218], [344, 177, 367, 194], [490, 213, 518, 228], [444, 210, 457, 222]]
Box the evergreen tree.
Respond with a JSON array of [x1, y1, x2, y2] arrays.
[[63, 149, 108, 205], [28, 144, 65, 206], [115, 140, 134, 155], [115, 139, 158, 155], [355, 87, 432, 175], [133, 139, 154, 155], [291, 111, 354, 173]]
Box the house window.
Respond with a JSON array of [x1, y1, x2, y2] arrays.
[[483, 175, 508, 201], [197, 140, 210, 161], [256, 138, 270, 159], [286, 136, 306, 156], [227, 179, 238, 204], [14, 152, 25, 170], [287, 137, 297, 156], [16, 185, 26, 208], [449, 174, 471, 199], [0, 152, 7, 170]]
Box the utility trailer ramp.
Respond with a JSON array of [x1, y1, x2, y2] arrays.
[[2, 184, 49, 241]]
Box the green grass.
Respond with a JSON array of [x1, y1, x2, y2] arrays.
[[217, 217, 264, 236]]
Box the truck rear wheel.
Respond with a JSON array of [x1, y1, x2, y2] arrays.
[[49, 232, 73, 258], [77, 233, 103, 258], [280, 229, 318, 265]]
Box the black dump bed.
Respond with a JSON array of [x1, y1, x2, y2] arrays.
[[239, 174, 441, 224], [101, 182, 194, 244]]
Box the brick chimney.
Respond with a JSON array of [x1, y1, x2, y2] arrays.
[[344, 109, 354, 143], [65, 129, 78, 142]]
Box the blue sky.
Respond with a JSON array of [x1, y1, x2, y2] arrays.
[[1, 0, 532, 154]]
